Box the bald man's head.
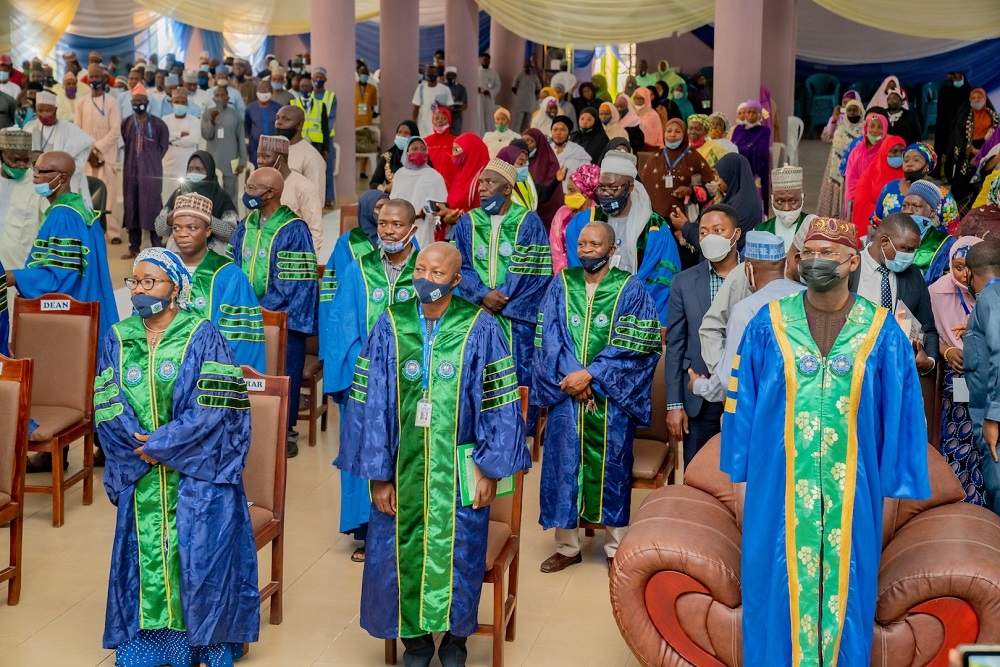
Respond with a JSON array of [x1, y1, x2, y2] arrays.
[[275, 105, 304, 132], [38, 150, 75, 177], [247, 166, 285, 201], [414, 242, 463, 302]]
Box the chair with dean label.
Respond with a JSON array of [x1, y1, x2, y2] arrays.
[[12, 294, 97, 527], [241, 365, 290, 625]]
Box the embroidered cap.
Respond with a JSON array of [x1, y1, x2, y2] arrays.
[[771, 164, 803, 191], [173, 193, 214, 224], [36, 91, 57, 107], [484, 158, 518, 187], [182, 69, 198, 84], [0, 128, 32, 151], [744, 230, 786, 261], [258, 134, 290, 155], [804, 217, 858, 249]]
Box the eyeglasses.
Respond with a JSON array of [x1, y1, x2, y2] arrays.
[[595, 183, 628, 196], [32, 167, 61, 175], [801, 250, 849, 260], [125, 277, 173, 290]]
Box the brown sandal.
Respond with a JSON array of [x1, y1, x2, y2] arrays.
[[351, 546, 366, 562]]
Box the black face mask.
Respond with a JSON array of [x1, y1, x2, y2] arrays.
[[888, 101, 902, 112], [579, 254, 611, 274], [275, 126, 298, 140], [903, 168, 925, 183], [799, 257, 851, 292], [846, 114, 862, 123]]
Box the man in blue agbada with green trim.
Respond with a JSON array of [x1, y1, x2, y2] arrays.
[[534, 221, 661, 573], [228, 166, 317, 457], [6, 150, 117, 339], [339, 242, 531, 667]]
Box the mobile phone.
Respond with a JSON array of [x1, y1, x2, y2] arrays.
[[424, 201, 445, 214], [960, 645, 1000, 667]]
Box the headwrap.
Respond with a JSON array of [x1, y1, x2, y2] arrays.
[[484, 157, 518, 187], [258, 134, 289, 155], [172, 193, 214, 224], [134, 248, 192, 310], [804, 217, 858, 249], [744, 230, 786, 260], [570, 163, 601, 201], [358, 189, 388, 244], [551, 114, 574, 132], [0, 128, 32, 151], [906, 179, 942, 212], [496, 145, 524, 166], [845, 99, 864, 115], [929, 235, 984, 348], [688, 113, 711, 130], [615, 94, 641, 129], [710, 111, 730, 131], [523, 127, 560, 185], [493, 106, 511, 121], [745, 99, 762, 112], [989, 174, 1000, 206], [904, 142, 937, 172], [166, 151, 238, 221], [447, 133, 490, 211], [600, 151, 638, 179]]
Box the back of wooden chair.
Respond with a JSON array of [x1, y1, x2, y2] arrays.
[[261, 309, 288, 377], [339, 204, 359, 236], [0, 355, 32, 507], [11, 295, 98, 417]]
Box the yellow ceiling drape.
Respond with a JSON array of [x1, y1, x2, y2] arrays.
[[0, 0, 81, 58], [134, 0, 309, 35], [811, 0, 1000, 40]]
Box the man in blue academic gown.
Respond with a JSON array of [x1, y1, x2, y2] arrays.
[[534, 221, 660, 573], [228, 167, 317, 457], [0, 260, 8, 356], [453, 157, 551, 428], [722, 216, 930, 666], [339, 242, 531, 667], [6, 150, 117, 339], [325, 198, 419, 560]]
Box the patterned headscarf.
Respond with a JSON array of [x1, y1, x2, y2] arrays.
[[989, 175, 1000, 206], [904, 142, 937, 172], [570, 163, 601, 200], [688, 113, 711, 130], [133, 248, 192, 310], [710, 111, 730, 130]]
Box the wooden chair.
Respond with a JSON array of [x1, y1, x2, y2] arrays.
[[241, 365, 290, 625], [12, 294, 97, 527], [0, 355, 32, 604], [386, 387, 530, 667], [339, 204, 359, 236], [298, 264, 328, 447], [261, 308, 288, 377]]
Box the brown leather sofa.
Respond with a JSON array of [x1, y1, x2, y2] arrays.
[[610, 435, 1000, 666]]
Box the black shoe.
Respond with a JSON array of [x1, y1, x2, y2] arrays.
[[93, 447, 106, 467], [359, 172, 368, 179], [110, 237, 122, 245], [286, 439, 299, 458], [25, 452, 68, 473]]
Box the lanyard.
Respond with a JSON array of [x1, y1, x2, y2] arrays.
[[91, 94, 105, 116], [418, 305, 443, 395], [39, 125, 53, 151], [663, 146, 689, 173], [984, 278, 1000, 293], [956, 288, 971, 315]]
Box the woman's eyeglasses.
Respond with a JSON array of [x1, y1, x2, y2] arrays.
[[125, 277, 172, 290]]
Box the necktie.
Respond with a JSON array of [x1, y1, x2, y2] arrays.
[[876, 265, 892, 309]]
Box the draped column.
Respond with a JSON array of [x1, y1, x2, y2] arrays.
[[379, 0, 420, 150], [713, 0, 764, 125], [761, 0, 798, 146], [445, 0, 481, 135], [488, 18, 526, 114], [311, 0, 356, 203]]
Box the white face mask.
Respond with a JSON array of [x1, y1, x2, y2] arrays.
[[700, 229, 738, 262], [257, 92, 272, 103], [772, 196, 803, 226]]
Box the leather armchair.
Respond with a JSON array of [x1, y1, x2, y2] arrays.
[[610, 435, 1000, 667]]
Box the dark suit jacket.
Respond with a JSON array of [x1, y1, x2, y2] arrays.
[[848, 262, 939, 364], [666, 261, 713, 416]]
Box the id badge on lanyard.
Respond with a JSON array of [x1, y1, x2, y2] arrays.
[[416, 307, 441, 428]]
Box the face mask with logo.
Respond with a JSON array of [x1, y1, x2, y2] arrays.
[[564, 192, 586, 210], [516, 166, 529, 182], [481, 191, 507, 214], [407, 152, 428, 168], [599, 192, 629, 215], [699, 229, 738, 262], [131, 293, 172, 319], [579, 254, 610, 273], [132, 102, 147, 115], [911, 215, 935, 236], [665, 139, 683, 150], [257, 92, 272, 103], [2, 163, 26, 179], [243, 190, 267, 210], [173, 104, 188, 117], [186, 172, 206, 183], [799, 257, 850, 292], [413, 277, 454, 303], [883, 237, 915, 273], [313, 80, 325, 90], [887, 155, 904, 168]]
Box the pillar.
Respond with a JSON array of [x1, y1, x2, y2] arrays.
[[185, 29, 205, 70], [636, 34, 714, 79], [760, 0, 798, 146], [489, 18, 526, 114], [311, 0, 356, 203], [445, 0, 481, 135], [379, 0, 420, 150], [712, 0, 764, 125]]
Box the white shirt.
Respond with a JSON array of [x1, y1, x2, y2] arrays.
[[282, 170, 324, 253], [0, 82, 20, 100], [287, 140, 326, 204], [0, 171, 46, 269], [161, 112, 202, 201], [857, 245, 897, 309], [25, 118, 94, 210], [411, 82, 454, 137]]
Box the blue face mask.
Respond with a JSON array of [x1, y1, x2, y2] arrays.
[[394, 135, 409, 151], [516, 166, 529, 182], [911, 214, 935, 236], [481, 191, 507, 214], [953, 79, 964, 88], [359, 74, 369, 84], [243, 191, 265, 210], [271, 81, 282, 90], [665, 139, 683, 150], [413, 277, 455, 303], [173, 104, 188, 117], [883, 237, 915, 273], [313, 79, 325, 90], [131, 293, 172, 318], [887, 155, 904, 168], [579, 254, 610, 274], [34, 181, 53, 197], [381, 229, 414, 253], [528, 148, 537, 158], [186, 172, 206, 183]]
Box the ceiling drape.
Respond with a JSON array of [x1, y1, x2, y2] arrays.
[[67, 0, 159, 39], [134, 0, 308, 35], [1, 0, 81, 60], [811, 0, 1000, 41]]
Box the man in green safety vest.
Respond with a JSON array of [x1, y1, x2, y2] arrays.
[[291, 66, 336, 207]]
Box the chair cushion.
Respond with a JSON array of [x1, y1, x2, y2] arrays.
[[28, 405, 86, 442], [484, 520, 512, 570], [302, 354, 322, 379], [632, 439, 669, 480], [0, 491, 10, 508], [249, 504, 275, 535]]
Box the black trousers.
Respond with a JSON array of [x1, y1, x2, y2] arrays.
[[401, 632, 467, 667], [286, 330, 307, 430], [683, 401, 724, 466]]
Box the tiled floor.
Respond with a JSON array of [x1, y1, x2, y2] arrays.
[[0, 140, 834, 666]]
